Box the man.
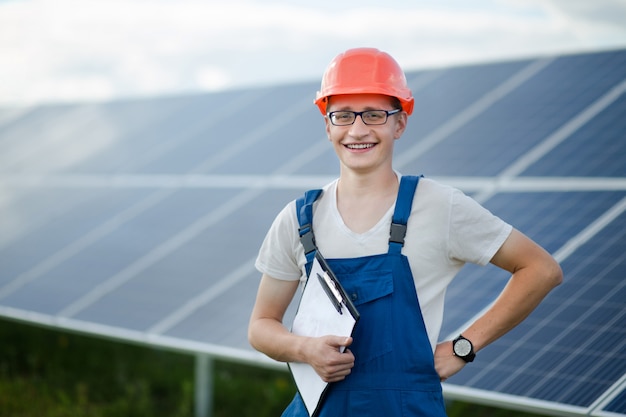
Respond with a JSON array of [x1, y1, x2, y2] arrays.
[[248, 48, 562, 416]]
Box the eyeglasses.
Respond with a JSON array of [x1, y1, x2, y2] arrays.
[[327, 109, 401, 126]]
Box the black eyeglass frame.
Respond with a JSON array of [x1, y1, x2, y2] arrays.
[[326, 108, 402, 126]]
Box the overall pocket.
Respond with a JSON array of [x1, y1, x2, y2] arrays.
[[338, 268, 394, 366]]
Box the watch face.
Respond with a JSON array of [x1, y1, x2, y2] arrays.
[[454, 339, 472, 357]]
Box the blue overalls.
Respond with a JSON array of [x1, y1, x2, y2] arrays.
[[283, 176, 447, 417]]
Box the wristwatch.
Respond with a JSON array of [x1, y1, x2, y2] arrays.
[[452, 335, 476, 363]]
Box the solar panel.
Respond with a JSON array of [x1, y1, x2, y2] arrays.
[[447, 207, 626, 412], [397, 51, 626, 176], [522, 93, 626, 177], [0, 48, 625, 416], [600, 385, 626, 416], [440, 191, 626, 339]]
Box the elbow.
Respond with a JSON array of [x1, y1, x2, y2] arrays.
[[247, 319, 259, 351], [548, 258, 564, 288], [247, 318, 270, 354], [248, 325, 260, 352], [247, 329, 254, 349]]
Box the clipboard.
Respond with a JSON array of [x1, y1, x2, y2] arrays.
[[288, 251, 360, 417]]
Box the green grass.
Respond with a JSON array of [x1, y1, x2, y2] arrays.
[[0, 318, 549, 416]]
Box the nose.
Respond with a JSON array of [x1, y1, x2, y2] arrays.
[[348, 114, 370, 137]]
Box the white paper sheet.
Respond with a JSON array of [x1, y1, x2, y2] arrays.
[[289, 254, 358, 417]]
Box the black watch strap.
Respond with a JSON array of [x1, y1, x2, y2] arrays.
[[452, 335, 476, 363]]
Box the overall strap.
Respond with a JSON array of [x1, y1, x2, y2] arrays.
[[389, 175, 421, 254], [296, 189, 323, 275]]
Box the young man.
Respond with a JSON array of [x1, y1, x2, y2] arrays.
[[248, 48, 562, 416]]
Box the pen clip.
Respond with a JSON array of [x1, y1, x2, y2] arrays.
[[317, 273, 343, 314]]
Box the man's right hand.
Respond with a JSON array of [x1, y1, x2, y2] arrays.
[[305, 336, 355, 382]]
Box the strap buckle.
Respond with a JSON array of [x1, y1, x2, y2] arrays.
[[389, 223, 407, 246], [299, 224, 316, 255]]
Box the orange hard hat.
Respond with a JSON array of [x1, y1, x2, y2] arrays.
[[314, 48, 414, 115]]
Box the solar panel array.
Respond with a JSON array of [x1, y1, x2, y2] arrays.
[[0, 48, 625, 416]]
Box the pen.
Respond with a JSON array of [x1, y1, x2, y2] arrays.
[[317, 273, 343, 314]]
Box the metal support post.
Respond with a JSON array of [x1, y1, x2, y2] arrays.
[[195, 353, 214, 417]]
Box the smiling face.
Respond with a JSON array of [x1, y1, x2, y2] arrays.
[[325, 93, 407, 176]]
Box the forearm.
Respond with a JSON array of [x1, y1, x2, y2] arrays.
[[464, 255, 562, 352], [436, 230, 562, 381], [249, 317, 355, 382], [248, 274, 310, 363], [248, 317, 308, 363]]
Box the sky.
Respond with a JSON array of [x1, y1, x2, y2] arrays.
[[1, 0, 626, 107]]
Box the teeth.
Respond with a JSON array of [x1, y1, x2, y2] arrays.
[[347, 143, 374, 149]]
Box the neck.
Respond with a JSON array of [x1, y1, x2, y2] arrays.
[[335, 167, 399, 234], [337, 167, 398, 199]]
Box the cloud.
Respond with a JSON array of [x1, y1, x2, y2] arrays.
[[520, 0, 626, 27], [0, 0, 625, 106]]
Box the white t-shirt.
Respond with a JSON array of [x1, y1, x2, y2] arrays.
[[255, 176, 512, 350]]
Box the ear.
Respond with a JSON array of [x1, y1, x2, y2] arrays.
[[324, 116, 332, 140], [393, 112, 408, 140]]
